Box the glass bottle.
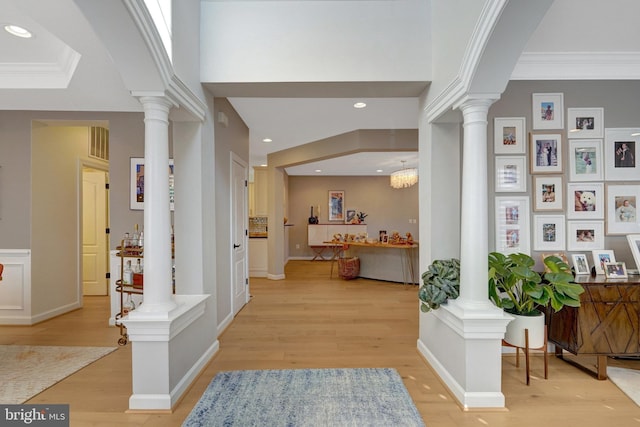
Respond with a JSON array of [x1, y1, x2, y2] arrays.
[[123, 260, 133, 285], [123, 294, 135, 315]]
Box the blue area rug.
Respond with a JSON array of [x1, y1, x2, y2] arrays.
[[182, 367, 425, 427]]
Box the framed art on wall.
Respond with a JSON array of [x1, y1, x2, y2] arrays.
[[130, 157, 175, 211], [604, 128, 640, 180], [494, 117, 526, 154], [567, 107, 604, 138], [568, 139, 603, 182], [567, 220, 604, 251], [533, 175, 563, 211], [566, 182, 604, 219], [495, 196, 530, 255], [532, 93, 564, 130], [328, 190, 345, 222], [530, 132, 563, 173], [592, 249, 616, 275], [533, 214, 565, 251], [605, 184, 640, 235], [495, 156, 527, 192]]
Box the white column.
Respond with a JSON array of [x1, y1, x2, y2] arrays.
[[131, 96, 177, 317], [456, 96, 498, 308]]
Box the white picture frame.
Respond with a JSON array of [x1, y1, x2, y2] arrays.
[[604, 128, 640, 181], [592, 250, 616, 275], [566, 107, 604, 138], [605, 184, 640, 235], [571, 253, 590, 275], [533, 175, 563, 211], [567, 220, 604, 251], [495, 196, 530, 255], [494, 117, 526, 154], [568, 139, 604, 182], [532, 93, 564, 130], [533, 214, 565, 251], [566, 182, 604, 220], [530, 132, 563, 174], [626, 234, 640, 271], [495, 156, 527, 192]]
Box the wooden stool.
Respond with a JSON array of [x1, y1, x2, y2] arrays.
[[502, 327, 548, 385]]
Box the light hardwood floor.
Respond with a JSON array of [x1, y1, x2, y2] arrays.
[[1, 260, 639, 426]]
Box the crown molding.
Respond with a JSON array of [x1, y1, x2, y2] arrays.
[[511, 52, 640, 80], [0, 45, 81, 89]]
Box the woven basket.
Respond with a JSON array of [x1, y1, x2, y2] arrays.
[[338, 257, 360, 280]]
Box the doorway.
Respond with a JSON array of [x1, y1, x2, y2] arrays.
[[82, 166, 110, 295]]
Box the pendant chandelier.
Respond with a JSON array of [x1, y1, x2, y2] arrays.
[[390, 161, 418, 189]]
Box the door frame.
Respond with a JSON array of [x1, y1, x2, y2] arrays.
[[78, 158, 110, 298]]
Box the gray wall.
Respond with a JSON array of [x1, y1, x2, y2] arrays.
[[287, 175, 418, 258], [489, 80, 640, 269]]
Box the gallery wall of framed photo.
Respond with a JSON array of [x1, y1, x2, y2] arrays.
[[491, 85, 640, 276]]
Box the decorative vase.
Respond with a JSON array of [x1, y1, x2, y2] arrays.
[[504, 311, 546, 349]]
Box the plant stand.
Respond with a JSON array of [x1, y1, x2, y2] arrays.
[[502, 327, 548, 385]]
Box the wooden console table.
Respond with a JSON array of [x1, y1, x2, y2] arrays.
[[546, 274, 640, 380]]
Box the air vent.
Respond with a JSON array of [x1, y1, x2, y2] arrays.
[[89, 126, 109, 161]]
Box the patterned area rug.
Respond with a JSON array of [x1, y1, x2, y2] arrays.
[[0, 345, 117, 404], [607, 366, 640, 407], [183, 367, 425, 427]]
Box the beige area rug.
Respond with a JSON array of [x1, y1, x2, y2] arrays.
[[0, 345, 117, 404], [607, 366, 640, 407]]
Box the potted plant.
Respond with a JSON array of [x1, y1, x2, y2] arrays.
[[488, 252, 585, 348], [419, 258, 460, 312]]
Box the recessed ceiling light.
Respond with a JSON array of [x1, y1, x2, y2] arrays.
[[353, 102, 367, 109], [315, 169, 322, 173], [262, 138, 272, 143], [631, 132, 640, 136], [4, 25, 32, 38], [260, 164, 267, 167], [376, 169, 383, 173]]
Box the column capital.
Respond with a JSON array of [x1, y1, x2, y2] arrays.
[[454, 94, 500, 115]]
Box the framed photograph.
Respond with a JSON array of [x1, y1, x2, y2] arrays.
[[533, 214, 565, 251], [592, 249, 616, 275], [567, 182, 604, 219], [130, 157, 175, 211], [495, 156, 527, 192], [604, 262, 628, 279], [541, 252, 569, 272], [567, 107, 604, 138], [532, 93, 564, 130], [328, 190, 345, 222], [626, 234, 640, 271], [571, 254, 590, 275], [533, 175, 563, 211], [568, 139, 604, 182], [495, 196, 530, 255], [567, 220, 604, 251], [530, 132, 563, 174], [604, 128, 640, 181], [494, 117, 526, 154], [345, 209, 357, 224], [605, 184, 640, 235]]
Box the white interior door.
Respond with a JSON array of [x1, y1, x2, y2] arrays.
[[82, 169, 108, 295], [231, 154, 249, 315]]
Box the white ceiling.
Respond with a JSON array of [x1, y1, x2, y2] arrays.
[[2, 0, 640, 176]]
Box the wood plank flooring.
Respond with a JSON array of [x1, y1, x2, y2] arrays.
[[1, 260, 638, 426]]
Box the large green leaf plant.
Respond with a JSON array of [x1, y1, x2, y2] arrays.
[[419, 258, 460, 312], [488, 252, 584, 316]]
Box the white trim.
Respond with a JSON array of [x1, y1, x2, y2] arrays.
[[512, 52, 640, 80]]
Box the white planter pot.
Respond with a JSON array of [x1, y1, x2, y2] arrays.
[[504, 312, 546, 349]]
